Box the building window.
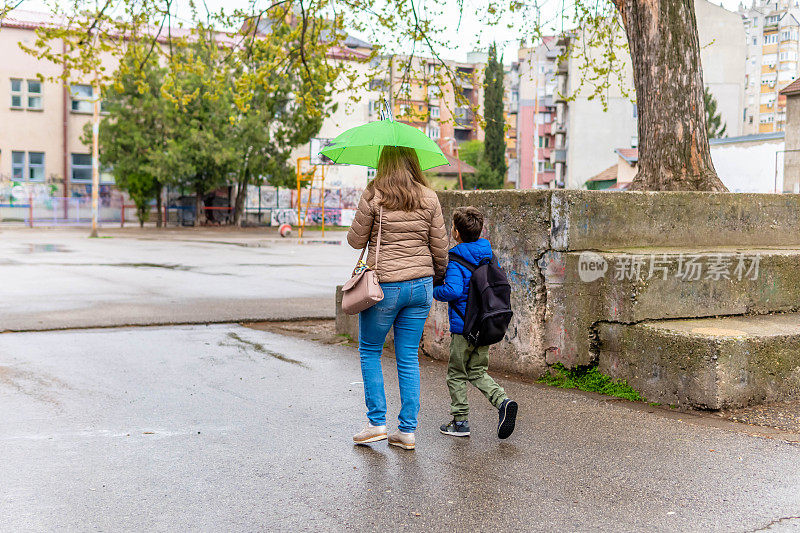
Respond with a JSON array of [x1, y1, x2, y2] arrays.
[[399, 81, 410, 94], [398, 103, 410, 116], [11, 151, 45, 181], [28, 152, 45, 181], [631, 136, 639, 148], [753, 37, 758, 45], [27, 80, 42, 109], [761, 114, 775, 124], [10, 78, 23, 108], [427, 85, 441, 99], [71, 84, 94, 112], [765, 33, 778, 44], [368, 79, 387, 91], [754, 17, 759, 26], [71, 153, 93, 182], [426, 124, 440, 139], [430, 106, 440, 118], [633, 103, 638, 118], [11, 151, 24, 179], [537, 160, 554, 172], [538, 136, 550, 148]]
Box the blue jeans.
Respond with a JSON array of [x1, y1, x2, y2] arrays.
[[359, 276, 433, 433]]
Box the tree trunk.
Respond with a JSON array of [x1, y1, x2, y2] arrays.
[[194, 185, 203, 227], [613, 0, 728, 191], [233, 167, 250, 227], [156, 185, 163, 228]]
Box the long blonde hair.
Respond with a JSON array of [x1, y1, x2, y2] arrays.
[[369, 146, 429, 211]]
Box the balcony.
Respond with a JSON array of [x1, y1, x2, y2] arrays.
[[454, 107, 474, 128], [551, 149, 567, 164]]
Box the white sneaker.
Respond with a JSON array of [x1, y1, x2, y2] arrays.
[[388, 429, 415, 450], [353, 424, 387, 445]]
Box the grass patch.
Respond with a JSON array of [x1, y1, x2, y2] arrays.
[[538, 363, 643, 402]]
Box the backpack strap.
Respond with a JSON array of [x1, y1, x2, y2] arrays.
[[447, 252, 474, 321], [448, 252, 475, 273]]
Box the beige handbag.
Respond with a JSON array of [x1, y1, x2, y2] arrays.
[[341, 206, 384, 315]]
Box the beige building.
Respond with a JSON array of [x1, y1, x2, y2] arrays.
[[0, 10, 118, 207], [739, 0, 800, 134]]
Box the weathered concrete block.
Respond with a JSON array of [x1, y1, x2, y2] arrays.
[[598, 313, 800, 409], [332, 190, 800, 407], [334, 286, 359, 341], [541, 249, 800, 366], [423, 190, 551, 376], [334, 285, 393, 349], [551, 191, 800, 251]]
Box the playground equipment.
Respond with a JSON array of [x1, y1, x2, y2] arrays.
[[295, 155, 326, 238]]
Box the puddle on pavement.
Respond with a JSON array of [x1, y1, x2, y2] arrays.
[[20, 243, 70, 254], [222, 332, 308, 368]]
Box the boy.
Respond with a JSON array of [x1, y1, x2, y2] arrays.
[[433, 206, 518, 439]]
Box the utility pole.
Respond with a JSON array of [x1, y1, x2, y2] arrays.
[[90, 72, 100, 238]]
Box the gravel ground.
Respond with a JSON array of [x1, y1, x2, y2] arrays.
[[720, 400, 800, 433]]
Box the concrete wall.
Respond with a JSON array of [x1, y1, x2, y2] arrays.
[[336, 189, 800, 407], [710, 135, 784, 193]]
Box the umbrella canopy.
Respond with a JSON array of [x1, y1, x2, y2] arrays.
[[319, 119, 449, 170]]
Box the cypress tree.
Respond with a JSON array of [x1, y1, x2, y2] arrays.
[[483, 43, 507, 186]]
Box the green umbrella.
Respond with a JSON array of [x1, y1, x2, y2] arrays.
[[319, 118, 449, 170]]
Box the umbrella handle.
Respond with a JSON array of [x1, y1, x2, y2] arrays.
[[379, 97, 394, 122]]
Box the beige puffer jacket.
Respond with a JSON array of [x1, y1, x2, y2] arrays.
[[347, 185, 448, 284]]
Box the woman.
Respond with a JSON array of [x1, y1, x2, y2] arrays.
[[348, 146, 448, 451]]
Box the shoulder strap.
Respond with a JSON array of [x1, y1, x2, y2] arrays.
[[375, 206, 383, 277], [448, 252, 475, 273]]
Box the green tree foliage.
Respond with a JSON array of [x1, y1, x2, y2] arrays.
[[88, 47, 168, 227], [227, 17, 337, 224], [704, 86, 727, 139], [483, 43, 507, 185], [458, 139, 485, 168], [456, 140, 502, 190], [18, 0, 723, 193]]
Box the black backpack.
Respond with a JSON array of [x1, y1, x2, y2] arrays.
[[448, 252, 513, 347]]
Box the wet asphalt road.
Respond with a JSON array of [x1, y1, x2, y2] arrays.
[[0, 228, 358, 331], [2, 324, 800, 532]]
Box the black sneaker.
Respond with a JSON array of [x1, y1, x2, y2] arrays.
[[440, 419, 470, 437], [497, 399, 518, 439]]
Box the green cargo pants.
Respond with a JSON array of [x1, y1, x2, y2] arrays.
[[447, 334, 508, 421]]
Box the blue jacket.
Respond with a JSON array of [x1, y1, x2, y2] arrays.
[[432, 238, 493, 334]]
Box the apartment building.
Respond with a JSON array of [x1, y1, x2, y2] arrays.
[[385, 54, 485, 152], [0, 10, 120, 206], [513, 37, 559, 188], [739, 0, 800, 134], [513, 0, 746, 189]]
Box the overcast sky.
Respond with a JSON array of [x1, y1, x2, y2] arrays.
[[16, 0, 747, 64]]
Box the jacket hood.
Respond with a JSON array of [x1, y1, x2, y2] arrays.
[[450, 238, 493, 265]]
